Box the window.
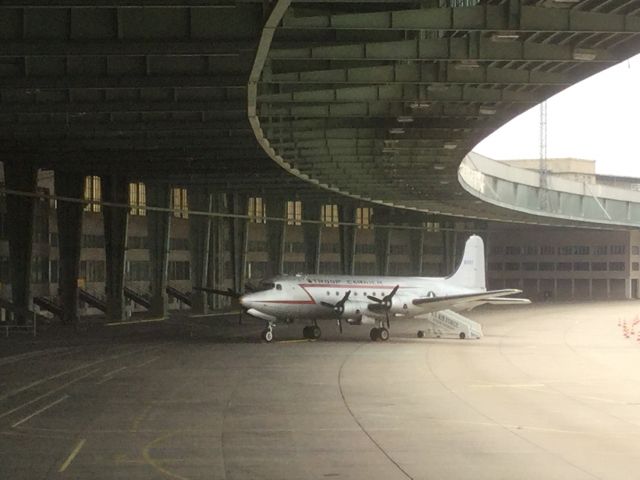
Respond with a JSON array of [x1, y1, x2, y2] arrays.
[[390, 244, 408, 255], [593, 245, 607, 255], [356, 207, 372, 229], [322, 204, 339, 227], [285, 242, 305, 253], [171, 188, 189, 219], [321, 243, 340, 254], [633, 246, 640, 255], [129, 182, 146, 216], [83, 176, 101, 213], [248, 197, 266, 224], [488, 262, 503, 271], [610, 262, 626, 271], [523, 262, 537, 271], [248, 240, 267, 252], [356, 244, 376, 254], [276, 284, 282, 291], [505, 246, 521, 255], [31, 256, 49, 283], [170, 237, 189, 250], [591, 262, 607, 271], [525, 246, 538, 255], [539, 262, 555, 271], [168, 261, 190, 280], [573, 246, 589, 255], [559, 246, 573, 255], [633, 262, 639, 271], [424, 245, 443, 255], [491, 246, 504, 255], [126, 261, 149, 281], [574, 262, 589, 271], [287, 201, 302, 226], [128, 236, 148, 250], [610, 245, 626, 255], [540, 246, 555, 255], [79, 260, 106, 282], [82, 234, 104, 248], [505, 262, 520, 271], [557, 262, 572, 271], [425, 221, 440, 232]]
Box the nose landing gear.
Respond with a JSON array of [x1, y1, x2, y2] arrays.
[[261, 323, 274, 343]]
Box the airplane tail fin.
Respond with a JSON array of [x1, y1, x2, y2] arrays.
[[447, 235, 486, 291]]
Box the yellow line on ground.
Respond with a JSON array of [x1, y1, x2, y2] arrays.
[[135, 356, 160, 369], [106, 317, 166, 326], [96, 366, 128, 384], [12, 395, 69, 428], [142, 431, 191, 480], [58, 438, 86, 473]]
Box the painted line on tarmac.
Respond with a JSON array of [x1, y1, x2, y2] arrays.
[[276, 339, 315, 344], [136, 356, 160, 368], [106, 317, 166, 327], [96, 366, 128, 384], [188, 311, 240, 318], [0, 346, 156, 402], [470, 383, 546, 389], [58, 438, 86, 473], [0, 369, 100, 421], [11, 395, 68, 428]]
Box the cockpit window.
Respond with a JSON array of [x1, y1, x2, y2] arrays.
[[258, 282, 275, 291], [276, 284, 282, 291]]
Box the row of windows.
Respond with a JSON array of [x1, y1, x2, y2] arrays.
[[489, 262, 628, 272], [493, 245, 627, 256]]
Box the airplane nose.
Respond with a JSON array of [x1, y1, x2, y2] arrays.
[[239, 294, 251, 309]]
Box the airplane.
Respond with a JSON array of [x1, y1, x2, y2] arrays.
[[199, 235, 530, 342]]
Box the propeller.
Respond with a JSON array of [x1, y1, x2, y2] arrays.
[[367, 285, 399, 328], [321, 290, 351, 334]]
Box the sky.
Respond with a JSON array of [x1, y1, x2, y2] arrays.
[[474, 53, 640, 177]]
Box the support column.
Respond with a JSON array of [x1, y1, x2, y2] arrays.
[[4, 161, 37, 324], [229, 193, 248, 294], [374, 209, 391, 276], [409, 228, 425, 276], [338, 204, 357, 275], [54, 171, 84, 326], [266, 198, 286, 277], [303, 201, 322, 274], [102, 175, 129, 322], [188, 186, 212, 315], [208, 194, 226, 310], [147, 182, 171, 317]]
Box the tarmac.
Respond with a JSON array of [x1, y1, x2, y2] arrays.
[[2, 301, 640, 479]]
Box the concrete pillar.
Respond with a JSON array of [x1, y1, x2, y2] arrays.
[[4, 161, 37, 324], [147, 182, 171, 317], [188, 186, 212, 315], [208, 194, 226, 310], [374, 209, 391, 276], [54, 171, 84, 326], [303, 202, 322, 274], [266, 198, 286, 277], [101, 175, 129, 322], [229, 193, 248, 294], [338, 204, 357, 275], [409, 228, 425, 276]]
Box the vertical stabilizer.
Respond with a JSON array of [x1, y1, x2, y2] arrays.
[[447, 235, 486, 290]]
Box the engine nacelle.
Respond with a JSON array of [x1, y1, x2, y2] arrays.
[[340, 304, 364, 322]]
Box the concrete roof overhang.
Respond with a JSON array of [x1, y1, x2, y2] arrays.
[[1, 1, 640, 219]]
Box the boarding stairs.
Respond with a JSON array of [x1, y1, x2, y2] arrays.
[[166, 286, 191, 307], [33, 296, 64, 318], [418, 309, 483, 340], [124, 287, 151, 310], [79, 288, 107, 312]]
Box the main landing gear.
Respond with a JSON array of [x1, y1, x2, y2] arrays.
[[303, 321, 321, 340], [369, 327, 389, 342]]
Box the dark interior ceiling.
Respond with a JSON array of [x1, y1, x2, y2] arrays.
[[0, 0, 639, 214]]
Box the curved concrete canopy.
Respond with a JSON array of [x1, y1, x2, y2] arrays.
[[250, 0, 640, 225]]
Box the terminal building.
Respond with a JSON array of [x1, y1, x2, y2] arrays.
[[4, 154, 640, 320]]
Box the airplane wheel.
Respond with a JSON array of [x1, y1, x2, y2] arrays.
[[302, 326, 311, 339], [459, 332, 466, 340], [417, 330, 425, 338], [369, 328, 379, 341], [311, 326, 321, 339], [262, 329, 274, 343], [378, 328, 389, 341]]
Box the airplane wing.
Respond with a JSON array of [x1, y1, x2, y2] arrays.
[[482, 297, 532, 305], [411, 289, 526, 313]]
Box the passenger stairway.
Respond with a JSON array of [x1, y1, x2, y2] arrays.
[[124, 287, 151, 310], [166, 286, 191, 306], [33, 296, 64, 318], [79, 288, 107, 312], [418, 309, 483, 340]]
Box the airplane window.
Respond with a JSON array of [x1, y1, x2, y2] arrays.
[[259, 282, 275, 291], [336, 291, 339, 296], [363, 292, 367, 296], [354, 292, 358, 296], [326, 291, 330, 296], [276, 284, 282, 291]]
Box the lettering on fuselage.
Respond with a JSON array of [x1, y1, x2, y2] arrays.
[[304, 278, 385, 285]]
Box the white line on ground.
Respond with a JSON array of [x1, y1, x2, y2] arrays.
[[12, 395, 69, 428], [188, 311, 240, 318], [136, 356, 160, 368], [106, 317, 166, 327], [0, 369, 99, 421], [58, 438, 86, 473], [96, 366, 128, 384]]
